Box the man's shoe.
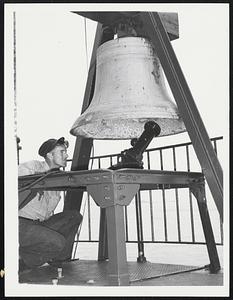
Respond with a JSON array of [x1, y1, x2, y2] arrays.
[[47, 257, 74, 267]]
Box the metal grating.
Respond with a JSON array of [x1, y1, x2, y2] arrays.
[[19, 260, 204, 286]]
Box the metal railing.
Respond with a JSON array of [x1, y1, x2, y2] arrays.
[[63, 136, 223, 258]]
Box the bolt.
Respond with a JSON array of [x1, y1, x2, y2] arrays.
[[119, 195, 126, 201], [57, 267, 63, 279], [52, 278, 58, 285]]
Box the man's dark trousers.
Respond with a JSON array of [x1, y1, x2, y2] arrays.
[[19, 210, 82, 268]]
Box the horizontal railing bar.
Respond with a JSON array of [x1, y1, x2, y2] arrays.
[[146, 136, 223, 153], [66, 136, 223, 163], [74, 240, 223, 246]]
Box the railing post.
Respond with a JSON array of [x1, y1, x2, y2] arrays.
[[135, 192, 146, 262], [98, 208, 108, 261]]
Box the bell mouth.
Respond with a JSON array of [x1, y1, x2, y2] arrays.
[[70, 117, 186, 140], [70, 36, 186, 140]]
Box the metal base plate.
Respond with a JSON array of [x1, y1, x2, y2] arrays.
[[19, 260, 204, 286]]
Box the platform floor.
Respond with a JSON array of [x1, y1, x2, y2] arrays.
[[18, 259, 223, 286]]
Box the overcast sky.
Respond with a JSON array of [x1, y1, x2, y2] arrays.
[[4, 3, 229, 297]]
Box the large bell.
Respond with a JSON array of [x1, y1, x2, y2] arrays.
[[70, 37, 186, 139]]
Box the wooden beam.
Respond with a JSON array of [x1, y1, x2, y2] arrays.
[[72, 11, 179, 41], [64, 23, 115, 211]]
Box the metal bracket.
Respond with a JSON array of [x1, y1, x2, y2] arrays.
[[190, 178, 206, 204], [87, 183, 140, 208]]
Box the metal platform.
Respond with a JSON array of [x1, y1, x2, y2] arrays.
[[18, 259, 209, 286], [19, 168, 221, 285]]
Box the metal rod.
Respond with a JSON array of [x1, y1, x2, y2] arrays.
[[172, 147, 177, 171], [149, 190, 155, 242], [220, 218, 223, 244], [146, 151, 155, 241], [110, 156, 113, 167], [162, 187, 168, 242], [16, 137, 21, 165], [213, 140, 218, 155], [159, 149, 167, 242], [138, 192, 145, 243], [186, 145, 191, 171], [146, 151, 151, 170], [174, 189, 181, 242], [87, 193, 91, 241], [194, 191, 220, 273], [172, 147, 181, 242], [124, 206, 129, 242], [135, 193, 146, 262], [98, 208, 108, 261], [185, 145, 196, 242], [212, 139, 223, 245], [189, 191, 196, 243], [159, 150, 164, 170], [74, 239, 223, 246]]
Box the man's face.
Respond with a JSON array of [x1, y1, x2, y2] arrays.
[[49, 144, 68, 168]]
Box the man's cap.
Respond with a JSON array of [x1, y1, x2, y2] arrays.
[[38, 137, 69, 157]]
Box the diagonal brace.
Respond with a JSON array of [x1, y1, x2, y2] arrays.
[[139, 12, 223, 222]]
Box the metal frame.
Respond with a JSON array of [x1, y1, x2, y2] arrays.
[[139, 12, 223, 221], [19, 168, 220, 285], [65, 11, 223, 222]]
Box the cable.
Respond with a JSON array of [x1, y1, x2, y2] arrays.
[[18, 170, 61, 193], [83, 17, 89, 73]]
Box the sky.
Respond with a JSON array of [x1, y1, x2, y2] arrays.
[[4, 3, 229, 297]]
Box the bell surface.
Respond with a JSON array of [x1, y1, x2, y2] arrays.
[[70, 37, 186, 139]]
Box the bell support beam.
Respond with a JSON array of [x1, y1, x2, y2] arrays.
[[64, 23, 114, 211], [139, 12, 223, 221], [190, 180, 220, 273], [73, 11, 179, 41]]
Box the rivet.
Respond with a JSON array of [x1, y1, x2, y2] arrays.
[[117, 185, 125, 190], [119, 195, 126, 201]]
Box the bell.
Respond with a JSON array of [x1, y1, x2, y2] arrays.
[[70, 37, 186, 139]]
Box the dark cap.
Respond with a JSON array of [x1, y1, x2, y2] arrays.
[[38, 137, 69, 157]]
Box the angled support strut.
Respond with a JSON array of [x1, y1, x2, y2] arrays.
[[139, 12, 223, 222]]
